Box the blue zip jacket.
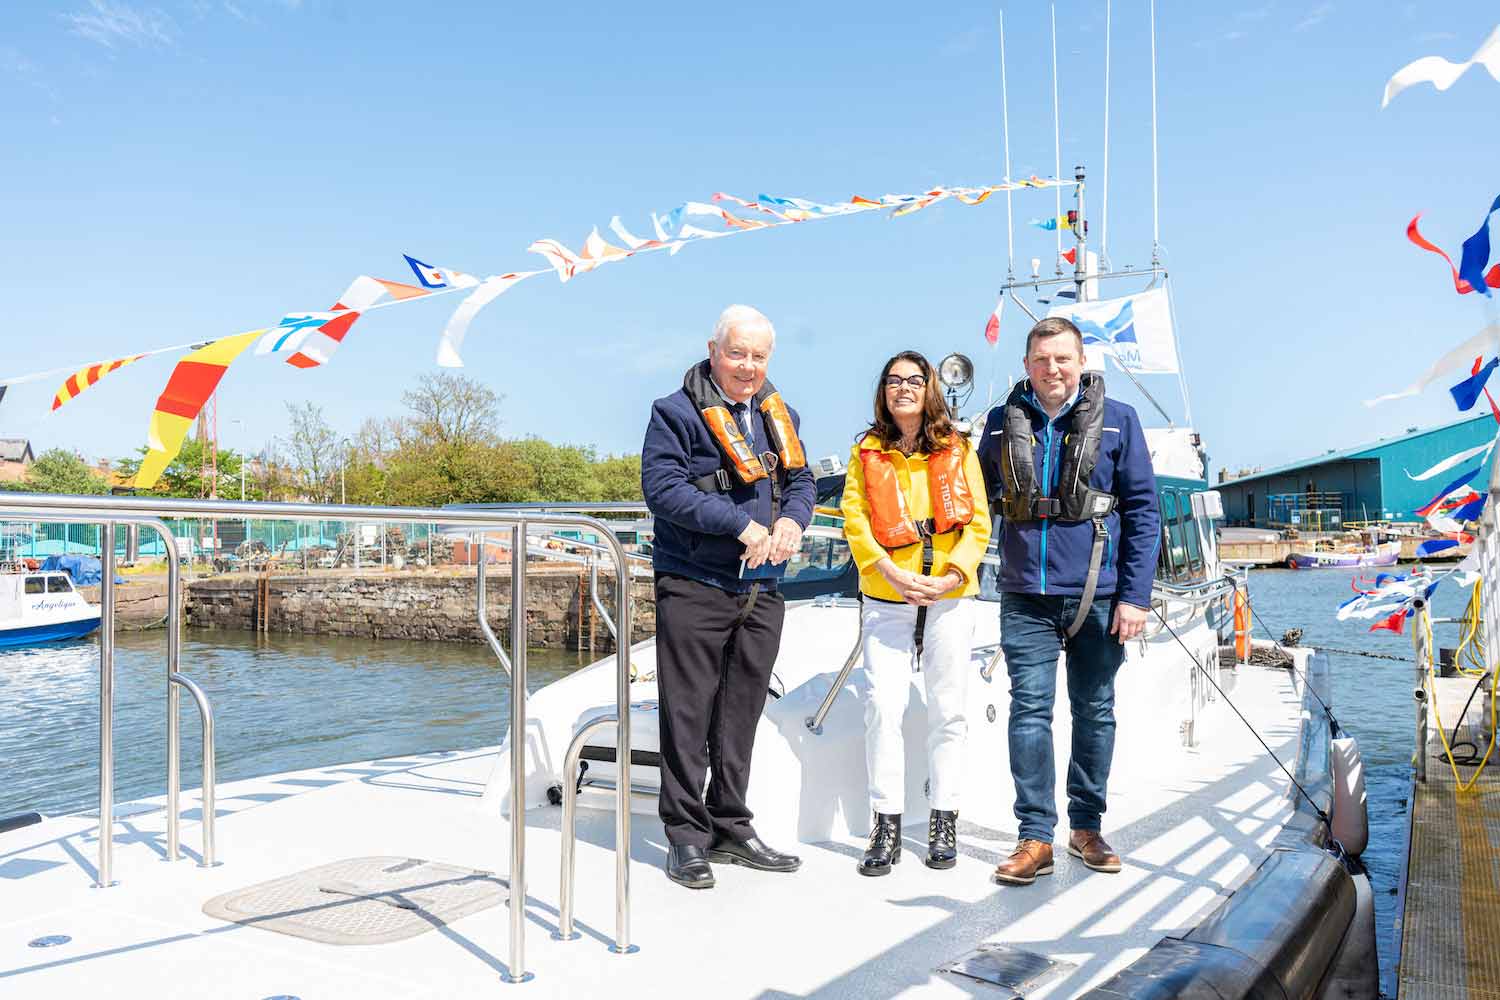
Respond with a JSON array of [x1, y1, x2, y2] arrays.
[[976, 386, 1160, 609], [641, 386, 816, 593]]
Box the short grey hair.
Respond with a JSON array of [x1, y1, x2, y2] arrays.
[[712, 304, 776, 348]]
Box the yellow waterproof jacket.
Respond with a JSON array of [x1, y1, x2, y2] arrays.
[[840, 434, 993, 603]]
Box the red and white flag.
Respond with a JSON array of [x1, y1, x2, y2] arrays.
[[983, 296, 1004, 345]]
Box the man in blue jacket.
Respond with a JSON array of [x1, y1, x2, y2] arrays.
[[976, 316, 1160, 886], [641, 304, 816, 889]]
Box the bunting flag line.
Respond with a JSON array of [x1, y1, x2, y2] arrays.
[[1407, 214, 1500, 294], [1417, 538, 1463, 558], [1416, 470, 1483, 518], [435, 271, 543, 368], [1382, 23, 1500, 108], [285, 276, 432, 370], [1365, 323, 1500, 405], [134, 330, 264, 490], [1405, 431, 1499, 481], [1028, 215, 1072, 232], [1451, 356, 1499, 409], [524, 180, 1075, 284], [404, 255, 478, 291], [50, 354, 148, 411], [1459, 195, 1500, 297], [1369, 609, 1411, 634]]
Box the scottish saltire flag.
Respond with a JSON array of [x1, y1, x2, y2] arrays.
[[1450, 356, 1498, 409], [1047, 288, 1179, 374]]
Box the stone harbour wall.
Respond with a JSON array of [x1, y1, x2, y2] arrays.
[[183, 567, 655, 651]]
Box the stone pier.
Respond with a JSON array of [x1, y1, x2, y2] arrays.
[[182, 566, 656, 651]]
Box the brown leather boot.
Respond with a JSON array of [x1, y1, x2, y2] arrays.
[[1068, 829, 1122, 873], [991, 839, 1054, 885]]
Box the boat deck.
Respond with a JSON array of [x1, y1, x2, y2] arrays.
[[0, 663, 1303, 999], [1398, 674, 1500, 1000]]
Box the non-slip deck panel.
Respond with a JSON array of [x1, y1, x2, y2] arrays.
[[1398, 759, 1500, 1000]]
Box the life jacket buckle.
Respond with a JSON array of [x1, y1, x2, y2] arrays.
[[1035, 498, 1062, 519], [713, 468, 733, 492]]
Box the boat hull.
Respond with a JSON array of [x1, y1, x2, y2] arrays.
[[0, 614, 100, 648]]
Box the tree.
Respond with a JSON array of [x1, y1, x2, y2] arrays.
[[116, 439, 257, 499], [283, 402, 340, 503], [500, 438, 601, 502], [592, 454, 643, 501], [12, 449, 108, 495], [401, 373, 501, 450]]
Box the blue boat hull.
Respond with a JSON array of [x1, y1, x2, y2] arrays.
[[0, 616, 101, 648]]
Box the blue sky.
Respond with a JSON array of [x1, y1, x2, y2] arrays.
[[2, 1, 1498, 479]]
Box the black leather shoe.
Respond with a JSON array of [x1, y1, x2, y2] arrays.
[[858, 812, 902, 877], [706, 836, 802, 872], [926, 809, 958, 870], [666, 844, 715, 889]]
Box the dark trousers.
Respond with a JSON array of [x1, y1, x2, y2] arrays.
[[654, 572, 786, 848], [999, 592, 1126, 843]]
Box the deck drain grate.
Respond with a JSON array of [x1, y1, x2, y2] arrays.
[[203, 856, 506, 946], [939, 944, 1075, 995]]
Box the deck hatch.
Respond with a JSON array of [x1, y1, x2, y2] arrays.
[[938, 943, 1075, 994], [203, 856, 506, 945]]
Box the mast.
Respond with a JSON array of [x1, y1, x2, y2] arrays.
[[1073, 166, 1087, 304]]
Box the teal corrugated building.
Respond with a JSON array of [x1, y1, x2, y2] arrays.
[[1216, 414, 1496, 527]]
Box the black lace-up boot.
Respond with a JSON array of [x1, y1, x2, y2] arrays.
[[858, 812, 902, 877], [926, 809, 958, 870]]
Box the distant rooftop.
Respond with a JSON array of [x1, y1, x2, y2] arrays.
[[0, 439, 33, 463], [1219, 413, 1494, 488]]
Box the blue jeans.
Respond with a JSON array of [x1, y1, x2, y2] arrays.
[[1000, 592, 1126, 843]]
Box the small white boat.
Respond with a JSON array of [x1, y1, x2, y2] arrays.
[[0, 570, 101, 648]]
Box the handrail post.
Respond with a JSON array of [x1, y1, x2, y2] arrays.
[[94, 521, 117, 888], [806, 620, 864, 734], [611, 529, 634, 955], [504, 520, 533, 984], [590, 558, 618, 642], [476, 532, 514, 677], [557, 715, 616, 941], [169, 673, 217, 865], [148, 520, 183, 862], [1414, 599, 1430, 784]]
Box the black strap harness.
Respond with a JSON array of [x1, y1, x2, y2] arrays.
[[998, 373, 1117, 638]]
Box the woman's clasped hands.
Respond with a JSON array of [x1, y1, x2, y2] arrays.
[[875, 558, 963, 607]]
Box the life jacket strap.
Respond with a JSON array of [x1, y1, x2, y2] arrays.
[[1065, 517, 1111, 640], [692, 469, 735, 493]]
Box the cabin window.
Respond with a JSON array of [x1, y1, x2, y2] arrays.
[[781, 532, 854, 589], [46, 576, 72, 593], [1178, 489, 1205, 575], [1158, 493, 1185, 581], [24, 577, 45, 594]]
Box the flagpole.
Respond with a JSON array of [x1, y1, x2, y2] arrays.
[[1050, 3, 1063, 273], [1000, 10, 1015, 280]]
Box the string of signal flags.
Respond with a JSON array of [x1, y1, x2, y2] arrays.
[[2, 176, 1074, 490]]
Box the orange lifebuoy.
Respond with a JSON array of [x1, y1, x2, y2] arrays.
[[1232, 587, 1251, 661]]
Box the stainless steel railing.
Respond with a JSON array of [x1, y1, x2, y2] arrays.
[[1, 508, 208, 877], [0, 493, 637, 985]]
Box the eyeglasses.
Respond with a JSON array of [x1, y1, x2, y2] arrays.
[[882, 374, 928, 390]]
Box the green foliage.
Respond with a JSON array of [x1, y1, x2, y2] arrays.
[[11, 449, 109, 495], [98, 373, 645, 508]]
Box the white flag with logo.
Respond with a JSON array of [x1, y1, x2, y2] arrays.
[[1045, 287, 1179, 374]]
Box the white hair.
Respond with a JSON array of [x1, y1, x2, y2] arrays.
[[711, 304, 776, 348]]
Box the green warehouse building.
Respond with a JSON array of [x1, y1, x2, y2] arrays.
[[1216, 413, 1496, 528]]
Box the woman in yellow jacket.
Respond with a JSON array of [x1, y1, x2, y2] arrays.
[[841, 350, 992, 876]]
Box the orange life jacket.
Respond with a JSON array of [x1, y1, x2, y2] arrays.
[[858, 438, 975, 549], [683, 361, 806, 489]]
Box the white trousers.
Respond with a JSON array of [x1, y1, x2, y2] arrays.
[[861, 596, 976, 814]]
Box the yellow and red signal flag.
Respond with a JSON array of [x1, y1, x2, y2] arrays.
[[132, 330, 264, 490], [50, 354, 147, 411]]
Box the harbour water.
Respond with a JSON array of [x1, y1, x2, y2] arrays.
[[0, 569, 1453, 994]]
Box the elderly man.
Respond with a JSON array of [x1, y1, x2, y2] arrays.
[[976, 316, 1160, 886], [641, 304, 816, 889]]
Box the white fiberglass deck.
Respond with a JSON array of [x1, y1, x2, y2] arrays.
[[0, 661, 1301, 999]]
